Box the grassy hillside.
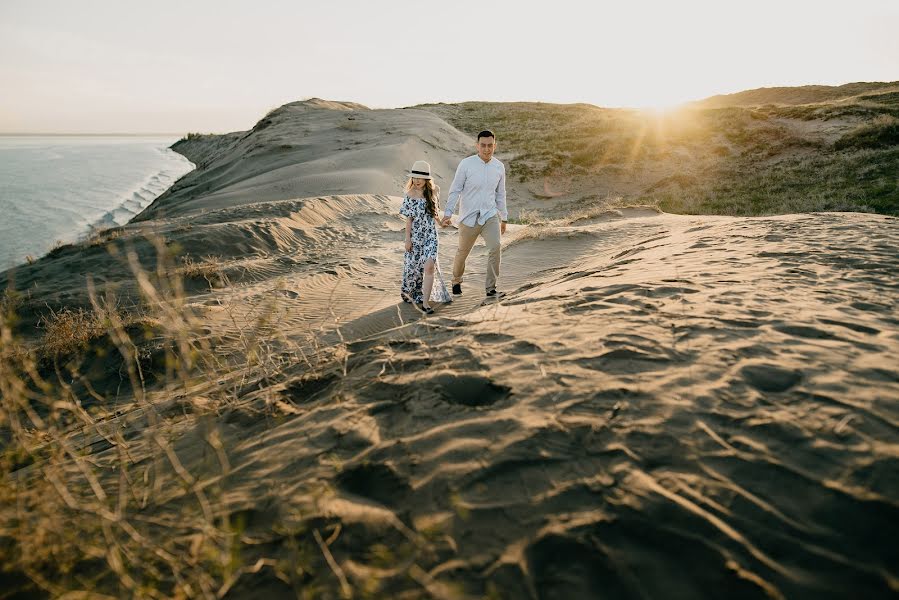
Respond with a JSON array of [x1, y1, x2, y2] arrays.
[[695, 81, 899, 108], [417, 86, 899, 216]]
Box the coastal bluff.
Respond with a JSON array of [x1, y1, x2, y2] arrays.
[[134, 98, 473, 221]]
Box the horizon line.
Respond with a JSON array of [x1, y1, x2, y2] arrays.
[[0, 132, 188, 137]]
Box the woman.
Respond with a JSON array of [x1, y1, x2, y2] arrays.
[[400, 160, 451, 314]]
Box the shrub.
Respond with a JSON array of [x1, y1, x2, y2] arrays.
[[834, 115, 899, 150], [36, 307, 106, 360]]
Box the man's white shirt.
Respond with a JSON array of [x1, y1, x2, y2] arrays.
[[444, 155, 507, 227]]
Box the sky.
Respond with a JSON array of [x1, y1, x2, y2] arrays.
[[1, 0, 897, 134]]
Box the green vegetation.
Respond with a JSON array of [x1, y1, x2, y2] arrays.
[[834, 115, 899, 150], [179, 131, 207, 142], [417, 83, 899, 216], [696, 81, 899, 108]]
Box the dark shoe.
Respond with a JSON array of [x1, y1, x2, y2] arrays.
[[485, 289, 506, 299], [416, 303, 435, 315], [452, 283, 462, 295]]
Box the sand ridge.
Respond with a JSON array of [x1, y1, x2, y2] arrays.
[[135, 100, 475, 222]]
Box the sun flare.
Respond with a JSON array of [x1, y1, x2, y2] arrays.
[[639, 102, 687, 116]]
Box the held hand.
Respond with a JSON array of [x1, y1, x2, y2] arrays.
[[405, 239, 412, 253], [501, 221, 507, 235], [440, 216, 452, 228]]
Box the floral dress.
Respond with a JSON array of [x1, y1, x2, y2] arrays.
[[400, 195, 452, 305]]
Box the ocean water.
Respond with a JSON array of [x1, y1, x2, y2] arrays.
[[0, 136, 194, 270]]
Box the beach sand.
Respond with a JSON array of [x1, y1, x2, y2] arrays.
[[1, 99, 897, 599]]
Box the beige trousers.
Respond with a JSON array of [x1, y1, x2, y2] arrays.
[[452, 215, 501, 292]]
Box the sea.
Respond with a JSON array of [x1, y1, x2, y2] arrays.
[[0, 135, 194, 270]]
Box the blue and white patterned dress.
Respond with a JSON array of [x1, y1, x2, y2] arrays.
[[400, 195, 452, 305]]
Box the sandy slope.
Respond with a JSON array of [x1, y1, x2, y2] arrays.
[[135, 99, 473, 221], [24, 196, 897, 599], [174, 204, 899, 599], [2, 99, 898, 599]]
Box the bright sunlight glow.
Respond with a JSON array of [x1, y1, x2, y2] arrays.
[[0, 0, 896, 133]]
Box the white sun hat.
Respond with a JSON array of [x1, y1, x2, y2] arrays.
[[407, 160, 433, 180]]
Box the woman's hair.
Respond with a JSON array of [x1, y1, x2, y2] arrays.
[[404, 178, 440, 218]]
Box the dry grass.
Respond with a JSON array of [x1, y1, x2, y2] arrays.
[[1, 284, 230, 596], [86, 226, 128, 248], [1, 241, 232, 597], [179, 254, 226, 287], [417, 92, 899, 216], [696, 81, 899, 108], [1, 288, 25, 316], [507, 208, 547, 226], [834, 114, 899, 150], [0, 235, 376, 598], [36, 306, 107, 360]]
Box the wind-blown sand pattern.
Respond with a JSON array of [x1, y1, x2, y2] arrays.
[[2, 99, 897, 599]]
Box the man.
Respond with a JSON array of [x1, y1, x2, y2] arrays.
[[440, 130, 508, 298]]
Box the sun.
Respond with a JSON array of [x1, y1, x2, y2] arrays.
[[624, 88, 695, 115], [635, 100, 689, 116]]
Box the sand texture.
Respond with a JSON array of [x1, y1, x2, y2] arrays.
[[1, 99, 897, 599]]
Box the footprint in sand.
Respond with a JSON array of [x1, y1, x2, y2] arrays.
[[283, 373, 338, 403], [432, 374, 511, 407], [335, 462, 412, 507], [739, 363, 802, 393]]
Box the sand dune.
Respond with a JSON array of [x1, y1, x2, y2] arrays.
[[1, 99, 897, 599], [196, 205, 899, 599], [135, 99, 473, 221]]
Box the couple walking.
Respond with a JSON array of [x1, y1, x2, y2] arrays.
[[400, 130, 508, 314]]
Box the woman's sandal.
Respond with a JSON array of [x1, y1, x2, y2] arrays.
[[416, 303, 435, 315]]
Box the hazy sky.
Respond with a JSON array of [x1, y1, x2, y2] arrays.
[[1, 0, 897, 133]]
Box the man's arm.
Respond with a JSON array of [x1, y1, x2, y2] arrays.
[[443, 161, 466, 222], [495, 165, 508, 234]]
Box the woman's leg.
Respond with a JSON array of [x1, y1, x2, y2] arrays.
[[401, 253, 414, 302], [422, 258, 436, 308]]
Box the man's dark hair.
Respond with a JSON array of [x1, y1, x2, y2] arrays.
[[477, 130, 496, 141]]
